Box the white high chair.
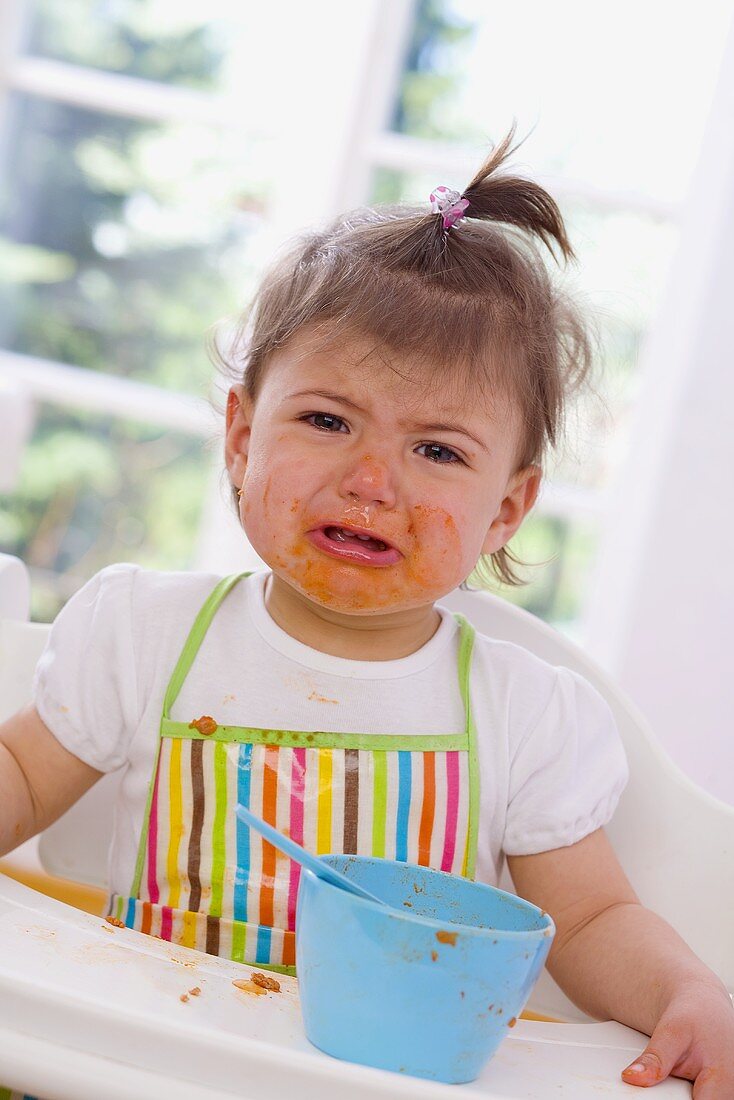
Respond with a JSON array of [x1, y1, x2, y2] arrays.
[[1, 551, 729, 1099]]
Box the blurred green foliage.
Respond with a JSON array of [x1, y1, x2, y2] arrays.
[[0, 1, 262, 620], [466, 515, 599, 633], [2, 403, 209, 622], [391, 0, 479, 141], [24, 0, 230, 88]]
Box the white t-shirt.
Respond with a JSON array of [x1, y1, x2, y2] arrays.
[[33, 564, 628, 897]]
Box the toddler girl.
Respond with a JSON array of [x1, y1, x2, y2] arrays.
[[1, 131, 732, 1093]]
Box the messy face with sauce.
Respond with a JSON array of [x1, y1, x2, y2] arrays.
[[224, 326, 540, 656]]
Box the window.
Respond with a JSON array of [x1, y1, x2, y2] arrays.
[[2, 0, 729, 633], [0, 1, 303, 618]]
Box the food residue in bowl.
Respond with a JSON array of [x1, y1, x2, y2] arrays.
[[435, 929, 458, 946]]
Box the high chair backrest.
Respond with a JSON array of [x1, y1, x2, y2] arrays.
[[440, 586, 734, 1017], [0, 553, 121, 887], [2, 554, 732, 1021]]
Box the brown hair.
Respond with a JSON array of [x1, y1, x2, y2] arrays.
[[213, 127, 593, 586]]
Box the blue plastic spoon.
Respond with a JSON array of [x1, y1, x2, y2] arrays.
[[234, 802, 386, 907]]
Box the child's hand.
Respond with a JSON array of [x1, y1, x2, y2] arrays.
[[621, 978, 734, 1094], [509, 833, 734, 1096]]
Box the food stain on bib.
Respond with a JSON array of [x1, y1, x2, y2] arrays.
[[189, 716, 218, 736]]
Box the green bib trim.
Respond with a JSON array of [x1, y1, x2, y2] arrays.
[[161, 719, 468, 753]]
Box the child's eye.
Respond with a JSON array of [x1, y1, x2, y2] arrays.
[[300, 412, 348, 432], [416, 442, 463, 465]]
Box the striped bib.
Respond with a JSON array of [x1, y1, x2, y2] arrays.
[[109, 572, 480, 974]]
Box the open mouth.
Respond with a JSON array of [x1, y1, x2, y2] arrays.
[[322, 526, 390, 552], [308, 524, 402, 566]]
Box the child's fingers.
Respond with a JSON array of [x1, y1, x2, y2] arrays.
[[621, 1051, 670, 1088], [621, 1028, 688, 1088]]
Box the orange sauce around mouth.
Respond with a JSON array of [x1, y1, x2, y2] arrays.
[[268, 503, 464, 612]]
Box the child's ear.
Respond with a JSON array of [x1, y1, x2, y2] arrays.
[[224, 385, 254, 488], [480, 465, 541, 556]]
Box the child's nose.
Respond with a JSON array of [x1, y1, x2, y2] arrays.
[[338, 453, 398, 509]]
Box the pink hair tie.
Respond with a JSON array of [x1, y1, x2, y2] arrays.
[[429, 185, 470, 229]]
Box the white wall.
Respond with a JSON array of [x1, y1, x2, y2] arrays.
[[584, 16, 734, 805]]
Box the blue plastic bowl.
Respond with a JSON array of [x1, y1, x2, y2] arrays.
[[296, 855, 554, 1084]]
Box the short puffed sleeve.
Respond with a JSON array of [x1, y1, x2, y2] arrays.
[[33, 563, 140, 772], [502, 665, 629, 856]]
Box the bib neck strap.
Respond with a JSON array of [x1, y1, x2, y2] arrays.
[[452, 612, 480, 879], [162, 571, 252, 719], [453, 612, 475, 729]]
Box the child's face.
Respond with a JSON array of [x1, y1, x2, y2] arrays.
[[225, 327, 540, 617]]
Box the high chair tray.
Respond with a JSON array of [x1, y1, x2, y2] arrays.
[[0, 874, 691, 1099]]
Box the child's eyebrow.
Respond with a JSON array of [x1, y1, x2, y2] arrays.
[[287, 388, 489, 453]]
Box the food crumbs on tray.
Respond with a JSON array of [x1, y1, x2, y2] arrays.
[[189, 986, 202, 996], [508, 1016, 517, 1027], [233, 979, 267, 996], [430, 950, 438, 962], [180, 993, 190, 1003], [105, 916, 126, 928], [25, 926, 57, 940], [250, 971, 281, 992], [189, 715, 218, 736], [169, 955, 198, 968], [402, 900, 413, 907], [435, 930, 458, 946]]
